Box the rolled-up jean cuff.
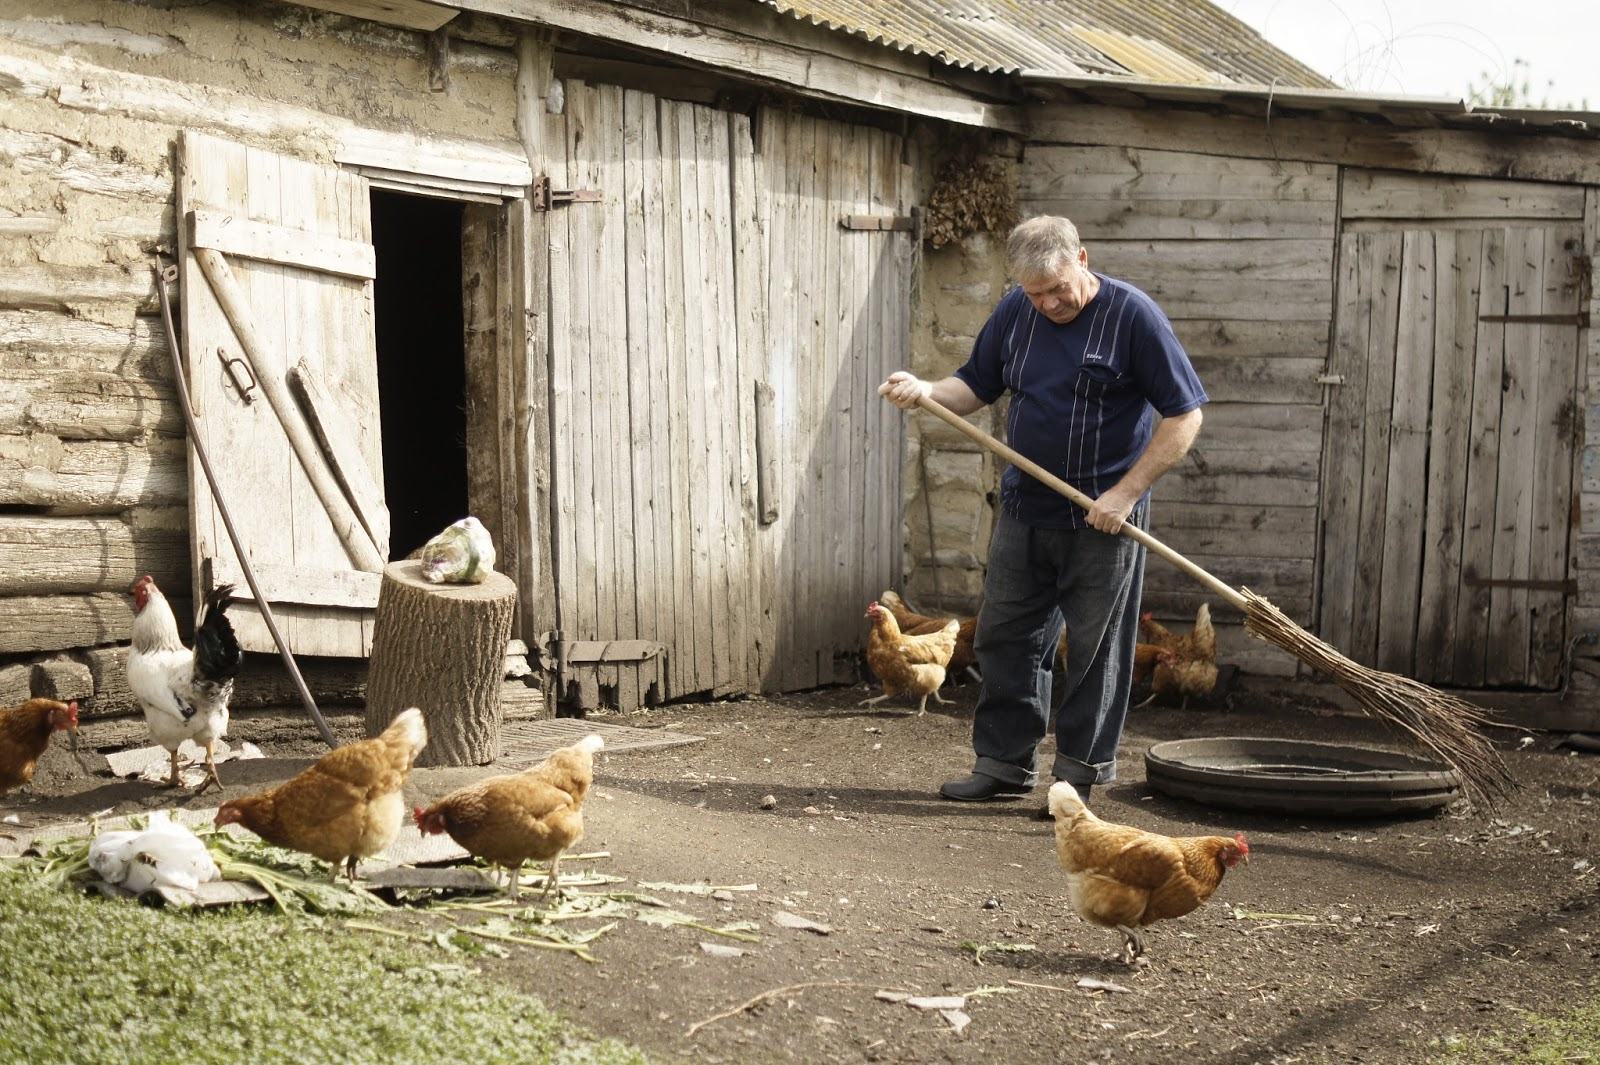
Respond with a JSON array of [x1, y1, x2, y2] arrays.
[[973, 756, 1037, 788], [1053, 753, 1116, 786]]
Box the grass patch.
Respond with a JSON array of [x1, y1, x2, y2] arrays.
[[0, 873, 648, 1065], [1437, 996, 1600, 1063]]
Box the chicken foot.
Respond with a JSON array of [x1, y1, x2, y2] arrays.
[[192, 740, 222, 796], [1115, 924, 1149, 967], [165, 748, 183, 788]]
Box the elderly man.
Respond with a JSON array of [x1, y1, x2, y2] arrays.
[[879, 216, 1206, 806]]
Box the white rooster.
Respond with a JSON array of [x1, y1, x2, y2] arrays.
[[127, 576, 243, 793]]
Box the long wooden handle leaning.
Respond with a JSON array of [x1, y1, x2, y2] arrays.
[[912, 394, 1247, 612]]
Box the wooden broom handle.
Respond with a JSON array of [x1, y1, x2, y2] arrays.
[[914, 395, 1249, 612]]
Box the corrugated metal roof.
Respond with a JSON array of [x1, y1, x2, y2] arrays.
[[758, 0, 1335, 88]]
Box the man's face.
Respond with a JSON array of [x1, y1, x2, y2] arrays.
[[1020, 249, 1095, 324]]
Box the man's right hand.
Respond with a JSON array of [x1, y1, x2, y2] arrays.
[[878, 371, 931, 410]]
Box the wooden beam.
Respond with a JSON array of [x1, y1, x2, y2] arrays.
[[515, 30, 558, 645], [0, 513, 187, 597], [190, 247, 387, 572], [467, 0, 1017, 130], [287, 362, 392, 552], [205, 556, 382, 610], [0, 593, 133, 654], [289, 0, 459, 32], [1029, 103, 1600, 186], [188, 210, 377, 280]]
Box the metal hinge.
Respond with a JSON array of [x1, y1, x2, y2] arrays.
[[532, 175, 603, 211], [1463, 575, 1577, 595], [1478, 312, 1590, 326], [840, 213, 915, 232], [1315, 373, 1345, 386]]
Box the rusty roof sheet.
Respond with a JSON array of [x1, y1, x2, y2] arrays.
[[758, 0, 1335, 88]]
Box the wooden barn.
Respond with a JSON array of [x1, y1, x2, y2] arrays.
[[2, 0, 1599, 725]]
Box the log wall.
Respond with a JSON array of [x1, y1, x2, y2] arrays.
[[0, 0, 519, 712]]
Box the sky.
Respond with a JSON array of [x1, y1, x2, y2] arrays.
[[1215, 0, 1600, 109]]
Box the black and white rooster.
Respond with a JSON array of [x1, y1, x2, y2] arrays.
[[127, 576, 243, 793]]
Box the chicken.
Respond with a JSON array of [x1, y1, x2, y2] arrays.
[[1137, 603, 1218, 707], [127, 576, 243, 793], [882, 589, 1155, 688], [878, 590, 978, 672], [0, 699, 79, 798], [1048, 781, 1248, 966], [860, 601, 960, 715], [414, 734, 604, 900], [214, 708, 428, 880]]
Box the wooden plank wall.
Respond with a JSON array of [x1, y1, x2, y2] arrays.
[[754, 108, 912, 692], [544, 81, 761, 705], [1018, 144, 1336, 675]]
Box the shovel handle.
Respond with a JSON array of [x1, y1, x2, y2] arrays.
[[912, 395, 1248, 612]]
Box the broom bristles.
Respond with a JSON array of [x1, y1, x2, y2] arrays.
[[1238, 589, 1516, 807]]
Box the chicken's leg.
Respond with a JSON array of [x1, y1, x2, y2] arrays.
[[857, 694, 890, 708], [507, 863, 522, 900], [166, 748, 182, 788], [343, 856, 360, 882], [915, 694, 929, 716], [538, 853, 562, 902], [930, 689, 950, 705], [193, 740, 222, 796], [1115, 924, 1148, 966]]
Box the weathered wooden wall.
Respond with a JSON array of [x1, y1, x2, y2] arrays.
[[1017, 142, 1337, 676], [0, 0, 520, 711]]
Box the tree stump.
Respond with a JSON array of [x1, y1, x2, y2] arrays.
[[364, 560, 517, 767]]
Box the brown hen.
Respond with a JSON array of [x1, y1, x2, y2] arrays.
[[1048, 781, 1248, 966], [0, 699, 78, 797], [414, 734, 604, 899], [214, 708, 427, 879]]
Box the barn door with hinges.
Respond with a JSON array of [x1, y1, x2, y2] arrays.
[[538, 80, 762, 711], [1320, 211, 1585, 689], [177, 130, 390, 657]]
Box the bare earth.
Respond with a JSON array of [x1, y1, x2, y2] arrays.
[[9, 685, 1599, 1065]]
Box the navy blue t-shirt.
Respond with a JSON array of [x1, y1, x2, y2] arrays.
[[954, 274, 1207, 529]]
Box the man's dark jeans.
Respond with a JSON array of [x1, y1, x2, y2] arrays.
[[968, 506, 1147, 789]]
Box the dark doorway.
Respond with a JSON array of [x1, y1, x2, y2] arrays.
[[371, 190, 468, 561]]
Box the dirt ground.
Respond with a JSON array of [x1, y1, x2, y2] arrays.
[[8, 684, 1600, 1065]]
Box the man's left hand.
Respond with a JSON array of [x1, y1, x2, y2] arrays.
[[1085, 486, 1139, 536]]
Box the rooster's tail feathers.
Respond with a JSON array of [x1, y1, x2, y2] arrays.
[[192, 583, 243, 683], [1047, 780, 1088, 820], [384, 708, 428, 756]]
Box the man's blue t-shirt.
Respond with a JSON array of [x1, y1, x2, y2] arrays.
[[954, 274, 1207, 529]]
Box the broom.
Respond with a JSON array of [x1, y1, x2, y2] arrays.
[[912, 395, 1515, 806]]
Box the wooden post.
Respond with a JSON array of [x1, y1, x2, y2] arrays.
[[365, 560, 517, 766]]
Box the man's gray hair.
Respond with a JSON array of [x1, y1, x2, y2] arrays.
[[1006, 216, 1082, 282]]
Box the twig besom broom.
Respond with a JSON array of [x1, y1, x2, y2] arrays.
[[912, 395, 1515, 805]]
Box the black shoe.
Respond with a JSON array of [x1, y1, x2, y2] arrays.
[[939, 773, 1031, 802], [1034, 784, 1092, 821]]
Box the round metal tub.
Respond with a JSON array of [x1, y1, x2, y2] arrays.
[[1144, 736, 1462, 816]]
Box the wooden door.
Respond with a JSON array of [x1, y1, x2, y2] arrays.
[[178, 131, 388, 657], [540, 82, 761, 705], [1320, 222, 1584, 688], [756, 108, 913, 692]]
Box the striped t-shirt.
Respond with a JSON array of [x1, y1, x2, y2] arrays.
[[954, 274, 1207, 529]]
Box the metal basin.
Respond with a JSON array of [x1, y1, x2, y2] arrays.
[[1144, 736, 1462, 816]]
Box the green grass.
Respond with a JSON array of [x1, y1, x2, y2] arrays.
[[0, 873, 648, 1065], [1437, 996, 1600, 1064]]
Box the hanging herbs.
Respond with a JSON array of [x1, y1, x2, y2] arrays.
[[922, 155, 1017, 249]]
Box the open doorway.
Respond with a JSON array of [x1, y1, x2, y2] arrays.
[[371, 189, 468, 561]]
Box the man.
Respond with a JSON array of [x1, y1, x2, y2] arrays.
[[879, 216, 1206, 807]]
